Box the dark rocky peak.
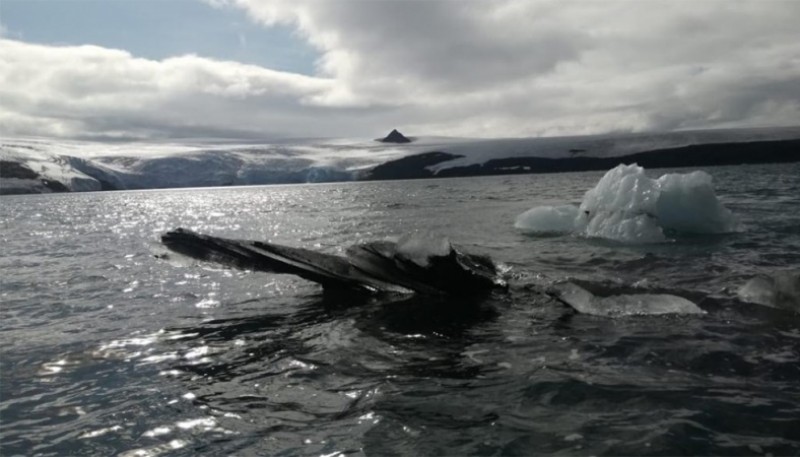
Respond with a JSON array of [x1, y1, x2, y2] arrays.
[[378, 129, 412, 143]]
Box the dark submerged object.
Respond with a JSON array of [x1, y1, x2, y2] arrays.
[[161, 228, 507, 296]]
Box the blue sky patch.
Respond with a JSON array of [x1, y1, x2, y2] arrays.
[[0, 0, 320, 74]]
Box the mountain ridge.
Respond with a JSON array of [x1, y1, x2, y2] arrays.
[[2, 126, 799, 194]]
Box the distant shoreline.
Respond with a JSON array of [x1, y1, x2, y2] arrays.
[[2, 137, 799, 195], [365, 139, 800, 181]]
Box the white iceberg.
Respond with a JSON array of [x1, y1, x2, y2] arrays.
[[516, 163, 739, 243], [552, 282, 706, 317]]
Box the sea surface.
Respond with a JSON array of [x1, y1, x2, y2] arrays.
[[1, 163, 799, 456]]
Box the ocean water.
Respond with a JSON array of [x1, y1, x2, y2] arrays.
[[1, 163, 799, 456]]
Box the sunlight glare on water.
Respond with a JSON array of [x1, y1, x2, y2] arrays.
[[1, 163, 799, 455]]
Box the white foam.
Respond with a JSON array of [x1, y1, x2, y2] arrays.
[[395, 233, 453, 267], [516, 164, 739, 243]]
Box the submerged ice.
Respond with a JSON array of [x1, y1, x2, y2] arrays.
[[738, 271, 800, 311], [515, 164, 739, 243], [552, 282, 706, 317]]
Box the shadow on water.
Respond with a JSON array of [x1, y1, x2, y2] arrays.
[[172, 289, 500, 336], [121, 282, 800, 456], [165, 291, 502, 377], [140, 292, 508, 454]]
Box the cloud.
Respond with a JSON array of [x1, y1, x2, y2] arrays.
[[0, 39, 357, 140], [2, 0, 800, 141], [225, 0, 800, 134]]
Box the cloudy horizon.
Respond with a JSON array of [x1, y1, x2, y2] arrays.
[[1, 0, 800, 142]]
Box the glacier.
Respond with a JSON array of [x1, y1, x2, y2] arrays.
[[515, 163, 739, 243], [0, 138, 396, 194], [2, 125, 799, 194]]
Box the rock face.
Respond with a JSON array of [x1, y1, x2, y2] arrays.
[[0, 160, 70, 194], [366, 152, 462, 180], [0, 161, 39, 179], [379, 129, 412, 143]]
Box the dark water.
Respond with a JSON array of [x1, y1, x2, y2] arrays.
[[1, 164, 799, 456]]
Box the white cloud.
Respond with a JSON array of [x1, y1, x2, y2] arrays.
[[0, 39, 353, 140], [2, 0, 800, 141]]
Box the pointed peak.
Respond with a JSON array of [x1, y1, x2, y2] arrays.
[[378, 129, 412, 143]]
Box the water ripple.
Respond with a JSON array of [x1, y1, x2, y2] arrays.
[[2, 164, 799, 455]]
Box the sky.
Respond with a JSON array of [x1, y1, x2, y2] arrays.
[[1, 0, 799, 142]]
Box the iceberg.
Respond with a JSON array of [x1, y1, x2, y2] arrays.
[[516, 163, 739, 243], [551, 282, 706, 317]]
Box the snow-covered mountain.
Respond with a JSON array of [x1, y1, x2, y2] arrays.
[[0, 137, 408, 194], [2, 126, 799, 194]]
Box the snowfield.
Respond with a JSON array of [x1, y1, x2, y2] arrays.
[[2, 126, 799, 194]]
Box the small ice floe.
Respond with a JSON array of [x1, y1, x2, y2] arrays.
[[738, 271, 800, 311], [516, 163, 739, 243], [551, 282, 705, 317]]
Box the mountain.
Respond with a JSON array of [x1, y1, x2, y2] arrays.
[[1, 126, 799, 195], [378, 129, 412, 143]]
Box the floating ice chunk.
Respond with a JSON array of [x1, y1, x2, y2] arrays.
[[514, 205, 579, 233], [574, 164, 666, 242], [738, 271, 800, 311], [654, 170, 738, 234], [395, 233, 453, 267], [580, 163, 661, 220], [516, 164, 739, 243], [552, 282, 706, 317], [578, 208, 665, 243]]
